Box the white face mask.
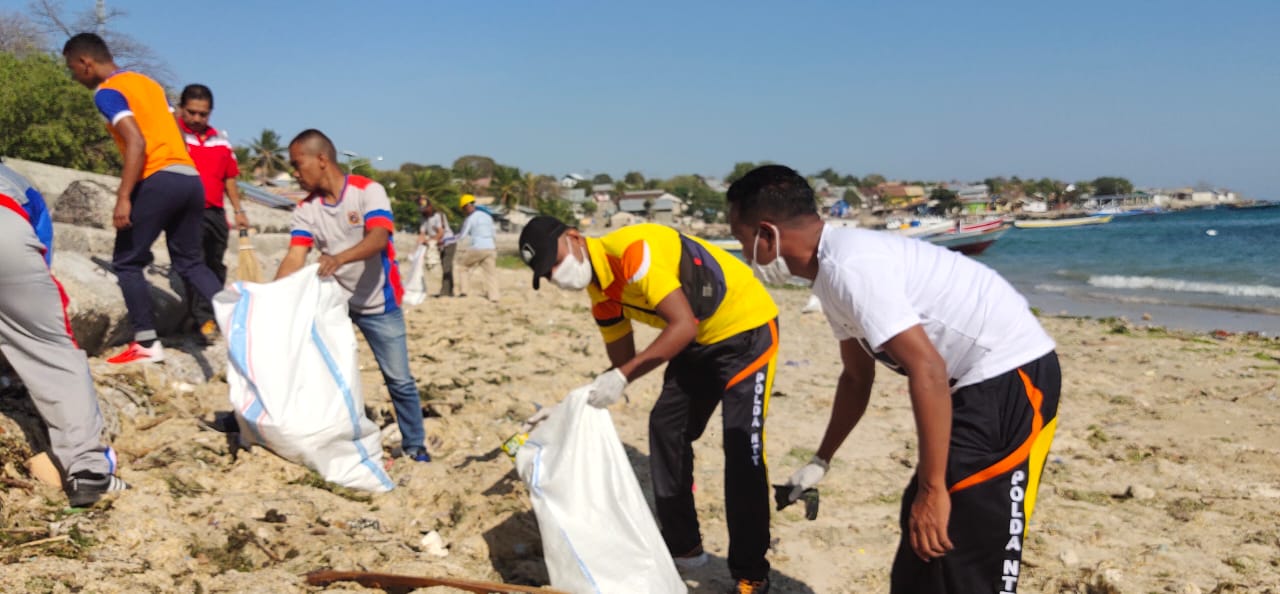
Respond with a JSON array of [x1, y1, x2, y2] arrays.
[[750, 223, 793, 286], [551, 236, 593, 291]]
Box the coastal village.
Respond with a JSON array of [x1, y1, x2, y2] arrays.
[[222, 154, 1268, 260]]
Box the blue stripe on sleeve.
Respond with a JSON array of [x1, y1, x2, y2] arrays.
[[363, 209, 394, 222], [93, 88, 130, 123]]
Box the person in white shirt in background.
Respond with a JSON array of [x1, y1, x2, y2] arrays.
[[416, 196, 456, 297], [726, 165, 1060, 594], [454, 194, 498, 302]]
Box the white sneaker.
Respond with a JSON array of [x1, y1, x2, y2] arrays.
[[674, 551, 709, 569]]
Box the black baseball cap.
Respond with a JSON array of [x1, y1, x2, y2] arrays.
[[518, 215, 569, 289]]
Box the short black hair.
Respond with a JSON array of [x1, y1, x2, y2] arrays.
[[725, 164, 819, 224], [62, 32, 112, 61], [180, 84, 213, 109], [289, 128, 338, 163]]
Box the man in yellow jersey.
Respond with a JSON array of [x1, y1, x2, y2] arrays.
[[518, 215, 777, 594], [63, 33, 223, 364]]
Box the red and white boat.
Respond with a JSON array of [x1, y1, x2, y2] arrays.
[[926, 221, 1011, 255]]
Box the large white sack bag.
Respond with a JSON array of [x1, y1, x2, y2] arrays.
[[402, 244, 428, 306], [424, 240, 442, 268], [516, 388, 686, 594], [212, 264, 396, 492]]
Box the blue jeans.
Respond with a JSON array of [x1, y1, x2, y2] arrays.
[[349, 307, 426, 451]]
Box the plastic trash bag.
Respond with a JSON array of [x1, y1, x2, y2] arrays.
[[402, 244, 429, 306], [213, 264, 395, 492], [516, 388, 686, 594]]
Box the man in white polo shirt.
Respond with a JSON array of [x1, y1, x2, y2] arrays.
[[274, 129, 430, 463], [726, 165, 1059, 594]]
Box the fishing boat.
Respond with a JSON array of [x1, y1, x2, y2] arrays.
[[1225, 200, 1280, 210], [1013, 214, 1113, 229], [926, 223, 1011, 255], [884, 216, 954, 238]]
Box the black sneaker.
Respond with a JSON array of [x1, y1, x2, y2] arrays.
[[65, 471, 129, 508], [404, 447, 431, 463]]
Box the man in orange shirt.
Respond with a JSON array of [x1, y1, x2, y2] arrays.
[[63, 33, 224, 364]]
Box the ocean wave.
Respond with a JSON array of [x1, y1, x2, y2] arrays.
[[1087, 275, 1280, 299]]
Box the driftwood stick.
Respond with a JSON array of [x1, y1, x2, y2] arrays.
[[304, 569, 568, 594], [10, 534, 69, 549]]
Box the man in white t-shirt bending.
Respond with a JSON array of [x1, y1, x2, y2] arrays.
[[726, 165, 1059, 594]]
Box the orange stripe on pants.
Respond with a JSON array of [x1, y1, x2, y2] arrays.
[[725, 319, 778, 390], [948, 369, 1044, 494]]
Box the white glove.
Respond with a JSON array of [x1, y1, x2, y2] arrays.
[[520, 405, 554, 433], [586, 368, 628, 408], [785, 455, 830, 503]]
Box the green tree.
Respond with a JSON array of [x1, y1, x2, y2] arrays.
[[0, 52, 120, 172], [842, 188, 862, 208], [929, 187, 961, 214], [623, 171, 646, 186], [451, 155, 496, 179], [725, 161, 759, 185], [591, 173, 613, 185], [581, 200, 598, 216], [1092, 176, 1133, 196], [814, 167, 843, 185], [861, 173, 887, 187], [491, 164, 524, 209], [661, 174, 725, 222], [233, 146, 253, 180], [536, 197, 576, 225], [247, 129, 288, 182]]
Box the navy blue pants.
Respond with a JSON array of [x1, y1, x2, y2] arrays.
[[112, 171, 223, 342]]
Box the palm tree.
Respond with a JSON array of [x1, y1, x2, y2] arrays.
[[247, 129, 288, 182], [492, 166, 524, 210], [519, 172, 544, 208], [232, 146, 253, 181], [408, 167, 457, 202]]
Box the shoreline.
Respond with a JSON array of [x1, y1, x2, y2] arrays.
[[1023, 290, 1280, 336]]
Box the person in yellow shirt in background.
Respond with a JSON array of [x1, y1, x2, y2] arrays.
[[518, 216, 778, 594]]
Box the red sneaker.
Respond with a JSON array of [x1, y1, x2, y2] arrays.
[[106, 342, 165, 364]]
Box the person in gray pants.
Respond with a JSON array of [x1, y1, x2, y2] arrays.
[[0, 170, 128, 507]]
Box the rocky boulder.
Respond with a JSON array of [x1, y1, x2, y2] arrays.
[[51, 252, 189, 356], [54, 180, 117, 229]]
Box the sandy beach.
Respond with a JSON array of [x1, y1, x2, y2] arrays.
[[1, 265, 1278, 593]]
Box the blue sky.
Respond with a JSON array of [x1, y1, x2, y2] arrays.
[[13, 0, 1279, 197]]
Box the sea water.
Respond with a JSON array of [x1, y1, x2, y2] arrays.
[[978, 207, 1280, 333]]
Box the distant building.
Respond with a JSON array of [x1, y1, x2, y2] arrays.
[[955, 183, 991, 214], [1017, 197, 1049, 213], [618, 190, 685, 224], [560, 173, 585, 188], [560, 187, 587, 204]]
